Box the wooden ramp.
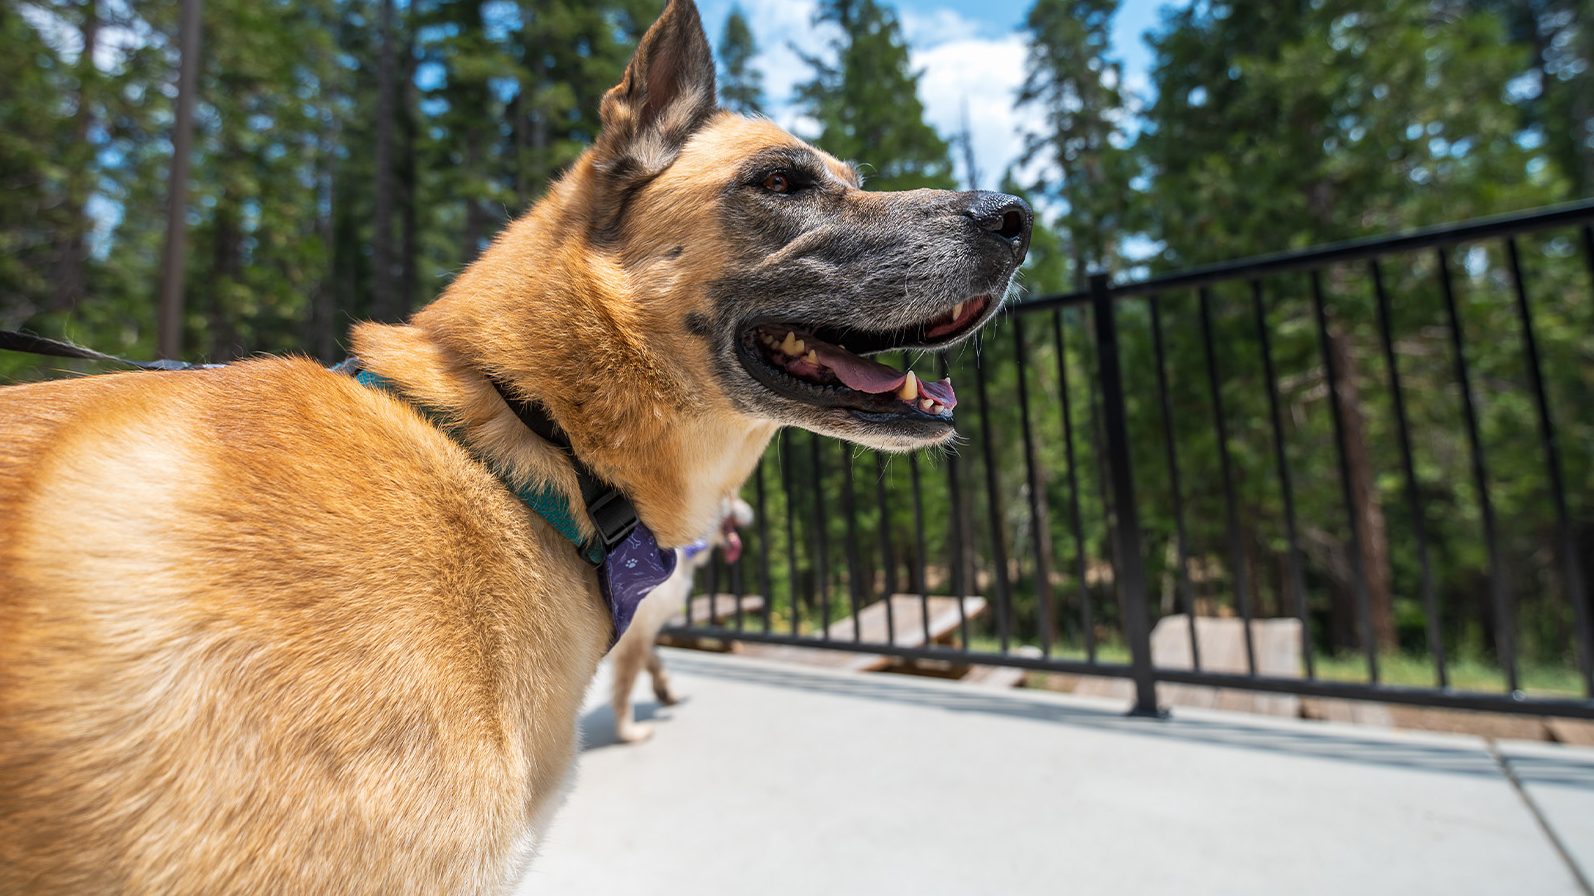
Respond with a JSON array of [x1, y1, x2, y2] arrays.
[[961, 646, 1042, 689], [1073, 615, 1304, 717], [1301, 697, 1396, 728], [1548, 718, 1594, 746], [738, 595, 987, 671]]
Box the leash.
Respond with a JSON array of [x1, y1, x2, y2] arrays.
[[0, 330, 224, 371], [488, 378, 641, 564]]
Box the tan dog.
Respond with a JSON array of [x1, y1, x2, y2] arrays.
[[0, 1, 1030, 891], [608, 496, 751, 744]]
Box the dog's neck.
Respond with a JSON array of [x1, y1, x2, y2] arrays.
[[349, 179, 775, 547]]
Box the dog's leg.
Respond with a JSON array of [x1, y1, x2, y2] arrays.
[[646, 648, 678, 706], [610, 638, 653, 744]]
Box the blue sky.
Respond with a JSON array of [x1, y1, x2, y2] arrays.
[[694, 0, 1183, 186]]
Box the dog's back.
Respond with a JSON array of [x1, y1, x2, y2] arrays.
[[0, 359, 605, 893]]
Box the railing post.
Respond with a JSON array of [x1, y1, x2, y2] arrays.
[[1089, 271, 1163, 718]]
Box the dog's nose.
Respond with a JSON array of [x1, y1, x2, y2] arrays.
[[964, 191, 1033, 260]]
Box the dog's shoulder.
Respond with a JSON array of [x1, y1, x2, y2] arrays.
[[0, 355, 567, 607]]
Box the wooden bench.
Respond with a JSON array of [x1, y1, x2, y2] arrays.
[[1072, 615, 1304, 717], [737, 594, 987, 671]]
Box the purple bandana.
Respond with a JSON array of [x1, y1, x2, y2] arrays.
[[599, 521, 678, 647]]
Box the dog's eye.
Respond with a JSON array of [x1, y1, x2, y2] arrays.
[[761, 172, 794, 194]]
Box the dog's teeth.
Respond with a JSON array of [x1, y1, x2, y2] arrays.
[[804, 350, 818, 365], [919, 398, 935, 412], [951, 302, 964, 319], [781, 332, 800, 355], [793, 339, 806, 355], [897, 371, 919, 401]]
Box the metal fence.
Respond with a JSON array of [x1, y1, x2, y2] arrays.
[[667, 200, 1594, 720]]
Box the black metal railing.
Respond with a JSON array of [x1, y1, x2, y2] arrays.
[[668, 200, 1594, 720]]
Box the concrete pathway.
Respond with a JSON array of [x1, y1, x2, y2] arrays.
[[518, 649, 1594, 896]]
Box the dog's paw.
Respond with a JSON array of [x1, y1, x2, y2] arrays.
[[654, 684, 680, 706], [616, 722, 655, 744]]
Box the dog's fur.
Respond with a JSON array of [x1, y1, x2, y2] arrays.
[[608, 496, 751, 744], [0, 1, 1027, 892]]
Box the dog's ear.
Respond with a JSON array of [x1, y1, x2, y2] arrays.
[[593, 0, 717, 182]]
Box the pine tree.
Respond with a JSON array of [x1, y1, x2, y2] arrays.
[[796, 0, 953, 190], [157, 0, 200, 358], [1135, 0, 1561, 657], [507, 2, 656, 207], [370, 0, 400, 321], [1016, 0, 1134, 290], [52, 0, 99, 314], [0, 2, 74, 332], [718, 5, 763, 115], [1139, 0, 1552, 265]]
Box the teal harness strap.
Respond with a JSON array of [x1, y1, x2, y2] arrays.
[[354, 369, 603, 564]]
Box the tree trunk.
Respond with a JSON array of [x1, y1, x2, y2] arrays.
[[956, 99, 980, 189], [1574, 21, 1594, 194], [157, 0, 201, 358], [369, 0, 398, 320], [53, 0, 98, 313], [399, 24, 419, 316], [529, 40, 549, 195], [308, 105, 340, 361], [207, 197, 241, 361], [510, 90, 527, 201], [1330, 326, 1396, 650], [461, 134, 490, 261]]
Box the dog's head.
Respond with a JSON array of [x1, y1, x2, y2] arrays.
[[576, 0, 1031, 453], [714, 495, 753, 564]]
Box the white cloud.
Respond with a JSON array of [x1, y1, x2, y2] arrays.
[[714, 3, 1056, 190], [717, 0, 824, 132], [900, 7, 993, 45], [911, 32, 1039, 188]]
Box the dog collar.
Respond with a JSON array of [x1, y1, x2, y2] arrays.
[[351, 366, 674, 647]]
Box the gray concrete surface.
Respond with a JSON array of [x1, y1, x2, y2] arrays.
[[518, 649, 1594, 896], [1500, 740, 1594, 885]]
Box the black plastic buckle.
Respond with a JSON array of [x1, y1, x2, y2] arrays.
[[586, 487, 640, 555]]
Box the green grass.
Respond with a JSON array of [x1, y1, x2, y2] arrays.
[[745, 600, 1583, 697], [1311, 651, 1581, 696], [962, 636, 1581, 696]]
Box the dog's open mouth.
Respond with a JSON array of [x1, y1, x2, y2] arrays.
[[736, 295, 993, 422]]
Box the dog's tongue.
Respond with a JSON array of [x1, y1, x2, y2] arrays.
[[920, 377, 957, 409], [808, 340, 959, 408], [810, 342, 906, 394]]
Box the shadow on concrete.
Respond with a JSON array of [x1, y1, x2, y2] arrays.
[[579, 698, 691, 752], [1504, 752, 1594, 790], [664, 653, 1594, 781]]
